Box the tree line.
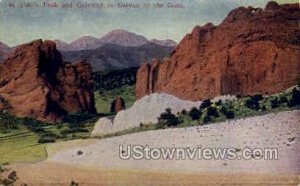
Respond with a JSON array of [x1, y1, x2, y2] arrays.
[[93, 67, 138, 91]]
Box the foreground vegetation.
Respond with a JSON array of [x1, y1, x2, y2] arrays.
[[0, 85, 299, 164], [156, 86, 300, 129], [93, 67, 137, 91], [0, 113, 99, 164], [96, 86, 300, 139]]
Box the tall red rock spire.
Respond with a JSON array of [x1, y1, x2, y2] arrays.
[[0, 39, 96, 122]]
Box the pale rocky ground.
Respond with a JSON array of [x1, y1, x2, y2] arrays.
[[10, 110, 300, 185], [52, 110, 300, 174]]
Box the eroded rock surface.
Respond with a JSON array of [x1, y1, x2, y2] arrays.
[[0, 40, 96, 122], [136, 2, 300, 101], [110, 96, 126, 113]]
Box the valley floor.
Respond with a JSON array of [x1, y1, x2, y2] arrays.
[[9, 110, 300, 185]]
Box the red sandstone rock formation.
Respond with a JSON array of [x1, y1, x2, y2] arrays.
[[110, 96, 126, 113], [0, 39, 96, 122], [136, 1, 300, 101]]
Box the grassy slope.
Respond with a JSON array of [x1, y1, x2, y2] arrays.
[[0, 121, 96, 164], [0, 86, 135, 164], [0, 129, 46, 163]]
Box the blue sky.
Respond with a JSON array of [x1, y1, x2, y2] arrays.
[[0, 0, 298, 46]]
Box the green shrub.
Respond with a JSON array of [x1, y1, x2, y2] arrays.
[[156, 122, 167, 129], [188, 107, 201, 120], [32, 127, 45, 133], [215, 100, 222, 106], [279, 96, 288, 103], [288, 87, 300, 107], [220, 106, 228, 115], [41, 132, 58, 138], [261, 105, 267, 111], [200, 99, 212, 109], [0, 112, 19, 131], [38, 136, 56, 143], [60, 128, 72, 135], [245, 94, 263, 110], [93, 67, 138, 91], [60, 127, 89, 135], [70, 128, 89, 133], [270, 98, 279, 109], [64, 112, 98, 127], [225, 110, 235, 119], [236, 94, 242, 98], [56, 123, 63, 129], [157, 108, 180, 127], [252, 94, 263, 101], [206, 106, 219, 118], [203, 115, 211, 124]]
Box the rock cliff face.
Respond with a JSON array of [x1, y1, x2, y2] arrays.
[[110, 96, 126, 113], [136, 2, 300, 101], [0, 40, 96, 122]]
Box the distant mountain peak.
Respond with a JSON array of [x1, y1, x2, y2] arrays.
[[74, 36, 98, 41], [52, 30, 177, 51], [106, 29, 132, 34], [99, 29, 148, 47], [68, 36, 103, 51]]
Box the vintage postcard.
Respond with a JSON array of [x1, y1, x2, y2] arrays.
[[0, 0, 299, 185]]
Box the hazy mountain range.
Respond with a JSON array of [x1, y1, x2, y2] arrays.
[[0, 30, 176, 72], [61, 43, 173, 72], [54, 29, 176, 51]]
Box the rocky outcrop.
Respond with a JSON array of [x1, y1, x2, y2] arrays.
[[110, 96, 126, 113], [0, 39, 96, 122], [91, 116, 114, 137], [92, 93, 201, 137], [136, 2, 300, 101]]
